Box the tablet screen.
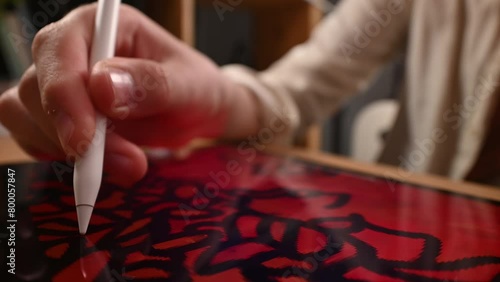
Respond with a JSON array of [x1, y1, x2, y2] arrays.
[[2, 146, 499, 281]]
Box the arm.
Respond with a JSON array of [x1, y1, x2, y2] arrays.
[[223, 0, 412, 144], [0, 1, 411, 187]]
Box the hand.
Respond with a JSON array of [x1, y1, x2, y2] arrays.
[[0, 4, 259, 186]]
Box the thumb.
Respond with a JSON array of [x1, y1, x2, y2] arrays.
[[89, 57, 176, 121]]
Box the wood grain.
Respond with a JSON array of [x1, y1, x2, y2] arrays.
[[273, 146, 500, 202]]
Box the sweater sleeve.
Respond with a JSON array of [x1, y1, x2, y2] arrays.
[[222, 0, 412, 144]]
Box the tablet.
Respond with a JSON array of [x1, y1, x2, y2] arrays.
[[2, 146, 499, 281]]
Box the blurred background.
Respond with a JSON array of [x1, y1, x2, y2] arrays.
[[0, 0, 403, 163]]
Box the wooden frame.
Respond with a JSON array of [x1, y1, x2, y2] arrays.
[[279, 146, 500, 202]]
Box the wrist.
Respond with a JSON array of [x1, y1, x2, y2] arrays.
[[220, 80, 260, 140]]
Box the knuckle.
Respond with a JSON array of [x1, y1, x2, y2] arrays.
[[31, 22, 59, 59]]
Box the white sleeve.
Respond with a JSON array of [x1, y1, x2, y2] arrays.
[[222, 0, 412, 144]]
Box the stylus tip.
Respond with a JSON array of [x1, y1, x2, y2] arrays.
[[76, 205, 93, 235]]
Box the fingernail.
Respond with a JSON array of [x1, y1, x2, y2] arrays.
[[107, 68, 134, 113], [54, 112, 75, 148]]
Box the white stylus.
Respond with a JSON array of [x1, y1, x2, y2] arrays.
[[74, 0, 121, 235]]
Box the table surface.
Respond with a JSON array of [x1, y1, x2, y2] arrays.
[[0, 137, 32, 163]]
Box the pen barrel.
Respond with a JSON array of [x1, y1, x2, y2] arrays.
[[90, 0, 121, 67], [74, 0, 120, 204], [73, 0, 121, 231]]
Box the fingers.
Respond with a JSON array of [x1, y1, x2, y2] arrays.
[[32, 4, 97, 155], [18, 65, 63, 146], [0, 86, 146, 187], [32, 3, 181, 156], [18, 64, 95, 158], [102, 133, 148, 187], [0, 87, 64, 159], [38, 131, 147, 187]]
